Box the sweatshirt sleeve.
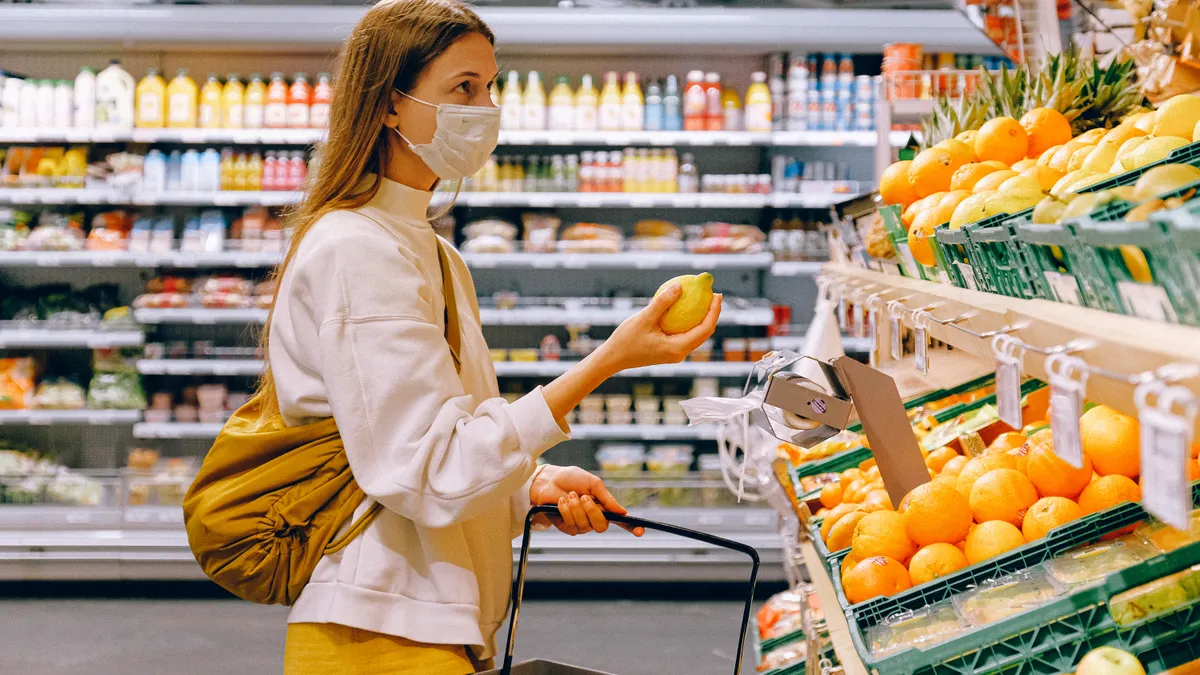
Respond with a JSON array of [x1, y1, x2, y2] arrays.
[[308, 226, 569, 529]]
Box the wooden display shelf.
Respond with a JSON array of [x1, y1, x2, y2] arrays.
[[800, 539, 868, 675], [823, 263, 1200, 435]]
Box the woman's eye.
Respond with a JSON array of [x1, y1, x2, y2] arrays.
[[456, 82, 471, 94]]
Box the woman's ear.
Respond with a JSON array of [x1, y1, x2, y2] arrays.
[[384, 89, 405, 130]]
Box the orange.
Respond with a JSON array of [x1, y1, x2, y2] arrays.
[[1026, 431, 1093, 499], [858, 458, 877, 471], [1006, 444, 1029, 475], [1022, 496, 1084, 540], [969, 468, 1039, 526], [865, 465, 882, 481], [826, 510, 868, 551], [844, 479, 868, 504], [1077, 475, 1142, 514], [956, 453, 1021, 498], [1191, 459, 1200, 481], [931, 474, 959, 491], [985, 432, 1026, 455], [902, 480, 972, 546], [909, 147, 965, 198], [841, 553, 861, 583], [971, 169, 1019, 193], [1193, 442, 1199, 459], [908, 543, 969, 585], [864, 489, 895, 510], [840, 469, 865, 491], [975, 117, 1030, 166], [925, 446, 960, 473], [852, 511, 916, 562], [880, 160, 919, 207], [819, 482, 844, 509], [936, 138, 976, 165], [1020, 108, 1073, 158], [1081, 405, 1141, 477], [842, 556, 912, 604], [909, 222, 937, 267], [1023, 387, 1051, 426], [902, 195, 933, 228], [950, 162, 1001, 192], [819, 503, 861, 541], [963, 520, 1026, 564], [940, 455, 969, 477]]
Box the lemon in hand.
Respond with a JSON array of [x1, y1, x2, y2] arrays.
[[656, 272, 715, 334]]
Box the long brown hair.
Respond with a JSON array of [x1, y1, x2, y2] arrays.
[[255, 0, 493, 420]]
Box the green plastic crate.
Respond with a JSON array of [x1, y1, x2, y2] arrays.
[[1079, 138, 1200, 194], [880, 204, 949, 282], [963, 208, 1039, 299], [1013, 219, 1088, 305], [932, 223, 977, 289], [1074, 217, 1189, 323], [753, 615, 837, 675], [1155, 204, 1200, 326]]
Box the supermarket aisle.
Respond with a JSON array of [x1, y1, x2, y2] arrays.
[[0, 597, 755, 674]]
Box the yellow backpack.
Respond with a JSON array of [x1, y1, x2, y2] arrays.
[[184, 237, 462, 605]]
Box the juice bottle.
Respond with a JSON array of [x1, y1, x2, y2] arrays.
[[573, 74, 599, 131], [622, 147, 636, 192], [597, 71, 621, 131], [720, 86, 741, 132], [703, 72, 722, 131], [246, 152, 263, 191], [744, 71, 773, 133], [232, 152, 248, 191], [310, 72, 332, 129], [547, 75, 574, 131], [244, 73, 266, 129], [682, 70, 706, 131], [643, 79, 663, 132], [288, 151, 307, 190], [499, 71, 522, 131], [662, 75, 682, 132], [521, 71, 546, 131], [619, 71, 644, 131], [134, 68, 166, 129], [262, 151, 277, 191], [287, 72, 312, 129], [74, 67, 96, 128], [222, 73, 245, 129], [220, 148, 235, 191], [264, 72, 289, 129], [198, 73, 223, 129], [166, 68, 198, 128]]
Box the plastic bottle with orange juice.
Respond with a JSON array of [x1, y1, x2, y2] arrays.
[[243, 73, 266, 129], [198, 73, 223, 129], [221, 74, 245, 129], [620, 72, 644, 131], [134, 68, 166, 129], [598, 71, 622, 131], [264, 72, 288, 129], [166, 68, 198, 129], [744, 71, 773, 133]]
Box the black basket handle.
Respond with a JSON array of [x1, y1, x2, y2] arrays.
[[500, 504, 761, 675]]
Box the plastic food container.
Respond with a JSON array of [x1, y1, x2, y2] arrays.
[[1044, 536, 1159, 589], [648, 444, 694, 507], [509, 349, 538, 362], [698, 452, 734, 507], [1109, 563, 1200, 627], [143, 409, 171, 424], [634, 396, 661, 413], [690, 340, 714, 362], [866, 601, 965, 657], [723, 338, 747, 362], [664, 410, 687, 426], [489, 348, 508, 362], [595, 443, 646, 506], [607, 410, 632, 426], [663, 396, 686, 413], [748, 338, 771, 361], [692, 378, 719, 398], [635, 411, 661, 426], [1137, 509, 1200, 552], [951, 565, 1063, 627], [580, 395, 605, 413], [580, 410, 605, 425], [605, 394, 632, 412], [174, 404, 198, 423]]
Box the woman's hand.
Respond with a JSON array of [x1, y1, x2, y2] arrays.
[[595, 283, 722, 374], [530, 465, 644, 536]]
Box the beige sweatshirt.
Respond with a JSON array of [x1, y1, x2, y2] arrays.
[[268, 176, 569, 658]]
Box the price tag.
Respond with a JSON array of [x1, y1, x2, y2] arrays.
[[889, 309, 903, 362], [578, 196, 603, 208], [957, 263, 979, 291], [914, 325, 928, 374], [35, 254, 62, 267], [604, 134, 632, 146], [562, 257, 588, 269], [851, 301, 865, 339], [180, 129, 209, 143], [895, 242, 921, 278], [728, 134, 756, 146], [528, 196, 554, 208], [959, 431, 987, 458], [629, 196, 655, 208], [1044, 271, 1082, 305], [530, 257, 558, 269], [636, 258, 660, 269], [836, 296, 847, 331], [994, 336, 1024, 430], [867, 307, 879, 368], [1138, 385, 1195, 531], [1047, 354, 1087, 469], [643, 430, 667, 441], [1117, 282, 1179, 323]]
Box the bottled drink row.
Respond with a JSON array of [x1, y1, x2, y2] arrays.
[[140, 148, 310, 193], [0, 62, 332, 131]]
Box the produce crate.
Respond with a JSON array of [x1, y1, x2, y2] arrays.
[[931, 223, 977, 289], [880, 204, 946, 282], [1155, 204, 1200, 326], [1013, 219, 1088, 305], [965, 209, 1040, 299], [1081, 138, 1200, 194], [753, 615, 837, 675], [832, 482, 1200, 675]]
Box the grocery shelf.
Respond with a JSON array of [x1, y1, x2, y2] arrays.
[[0, 409, 141, 425], [135, 359, 265, 377], [478, 304, 775, 326], [800, 538, 868, 675], [769, 260, 824, 277], [0, 189, 855, 210], [0, 327, 144, 349], [1, 127, 904, 148], [494, 361, 756, 378], [0, 5, 996, 52], [130, 420, 716, 441], [132, 308, 269, 324], [462, 251, 774, 270], [132, 422, 223, 439], [825, 263, 1200, 435]]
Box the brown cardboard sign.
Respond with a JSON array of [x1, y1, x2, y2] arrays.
[[833, 356, 930, 507]]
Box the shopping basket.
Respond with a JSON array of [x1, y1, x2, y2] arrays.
[[482, 504, 761, 675]]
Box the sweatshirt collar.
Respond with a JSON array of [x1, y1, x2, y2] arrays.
[[363, 174, 435, 225]]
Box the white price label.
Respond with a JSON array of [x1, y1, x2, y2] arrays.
[[889, 312, 903, 361], [1048, 385, 1084, 468], [528, 196, 554, 208], [1140, 403, 1192, 530], [852, 302, 865, 338], [1117, 282, 1179, 323], [1044, 271, 1082, 305], [837, 298, 848, 331], [690, 135, 716, 146], [958, 262, 979, 291], [896, 242, 921, 278], [996, 357, 1023, 430], [867, 308, 879, 368], [914, 326, 928, 374]]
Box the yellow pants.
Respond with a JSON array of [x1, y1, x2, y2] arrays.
[[284, 622, 492, 675]]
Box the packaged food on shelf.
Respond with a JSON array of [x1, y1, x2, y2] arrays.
[[1109, 562, 1200, 627], [86, 371, 146, 410], [559, 222, 623, 253], [521, 213, 561, 253], [462, 218, 518, 254], [1044, 535, 1159, 589], [865, 600, 966, 657], [689, 340, 713, 362], [0, 357, 36, 410], [127, 454, 196, 507], [595, 443, 646, 506], [30, 377, 86, 410], [630, 219, 683, 252], [687, 222, 765, 254], [647, 444, 694, 506], [1137, 509, 1200, 553], [951, 565, 1064, 627], [0, 445, 107, 506]]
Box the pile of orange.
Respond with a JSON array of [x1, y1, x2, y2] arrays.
[[818, 402, 1176, 606]]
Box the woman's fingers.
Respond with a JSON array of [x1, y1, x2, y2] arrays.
[[556, 496, 579, 535], [642, 283, 681, 321], [560, 493, 594, 535], [580, 495, 609, 533], [585, 474, 626, 515]]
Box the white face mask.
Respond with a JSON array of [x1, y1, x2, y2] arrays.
[[393, 91, 500, 180]]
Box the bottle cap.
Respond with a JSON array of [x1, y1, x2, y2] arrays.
[[687, 70, 704, 80], [752, 71, 767, 82], [177, 68, 188, 76], [227, 73, 240, 80]]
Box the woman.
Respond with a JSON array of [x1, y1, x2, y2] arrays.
[[264, 0, 722, 672]]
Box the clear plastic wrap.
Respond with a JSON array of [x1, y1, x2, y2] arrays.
[[866, 601, 966, 656], [951, 565, 1064, 627]]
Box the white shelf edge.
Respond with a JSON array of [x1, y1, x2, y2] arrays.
[[769, 261, 825, 277], [128, 421, 715, 441], [0, 329, 145, 349], [134, 359, 265, 376], [0, 409, 141, 425], [132, 422, 224, 439]]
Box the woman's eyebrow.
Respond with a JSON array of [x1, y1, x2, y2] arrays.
[[450, 70, 482, 79]]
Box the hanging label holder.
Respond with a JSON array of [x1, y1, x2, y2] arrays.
[[912, 308, 930, 375], [1046, 352, 1089, 469], [993, 334, 1025, 430], [887, 299, 906, 362], [1137, 382, 1197, 531], [865, 293, 883, 368]]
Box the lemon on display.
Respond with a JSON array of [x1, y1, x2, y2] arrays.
[[1080, 145, 1118, 174], [1120, 246, 1154, 283], [656, 272, 715, 334], [1031, 196, 1066, 224], [1152, 94, 1200, 140], [1098, 124, 1146, 150], [1131, 163, 1200, 202], [1115, 136, 1152, 171], [950, 192, 992, 229], [1127, 136, 1190, 169]]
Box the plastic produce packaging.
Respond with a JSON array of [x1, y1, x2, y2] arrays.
[[558, 222, 622, 253], [86, 372, 146, 410], [1109, 564, 1200, 627], [462, 219, 517, 254], [952, 565, 1064, 627], [521, 213, 561, 253], [1044, 536, 1159, 589], [1137, 509, 1200, 553], [0, 358, 36, 410], [31, 378, 86, 410], [647, 444, 694, 506], [595, 443, 646, 507], [867, 601, 967, 656]]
